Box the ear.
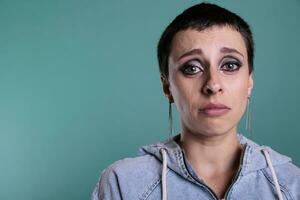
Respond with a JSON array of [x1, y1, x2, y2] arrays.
[[248, 73, 254, 97], [160, 74, 174, 103]]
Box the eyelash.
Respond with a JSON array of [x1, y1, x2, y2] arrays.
[[180, 63, 203, 75], [221, 61, 241, 72], [180, 59, 241, 75]]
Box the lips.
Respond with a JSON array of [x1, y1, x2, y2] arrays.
[[199, 103, 231, 117]]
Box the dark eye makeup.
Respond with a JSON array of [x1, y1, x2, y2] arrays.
[[180, 60, 203, 75], [220, 57, 242, 73], [179, 56, 242, 76]]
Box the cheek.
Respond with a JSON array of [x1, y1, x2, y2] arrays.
[[234, 85, 248, 102], [226, 74, 249, 99], [227, 79, 249, 114], [170, 75, 198, 112]]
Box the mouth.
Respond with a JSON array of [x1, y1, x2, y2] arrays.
[[199, 103, 231, 117]]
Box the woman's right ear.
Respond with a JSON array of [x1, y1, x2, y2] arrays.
[[160, 74, 174, 103]]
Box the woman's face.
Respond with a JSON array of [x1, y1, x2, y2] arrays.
[[162, 26, 253, 137]]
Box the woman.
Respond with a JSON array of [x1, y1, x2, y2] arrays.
[[92, 3, 300, 200]]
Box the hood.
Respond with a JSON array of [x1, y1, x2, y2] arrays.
[[137, 134, 291, 179]]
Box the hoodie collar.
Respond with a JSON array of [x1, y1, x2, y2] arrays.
[[138, 135, 197, 182], [138, 134, 291, 179], [238, 135, 291, 175]]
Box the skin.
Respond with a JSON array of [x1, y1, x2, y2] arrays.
[[161, 25, 253, 198]]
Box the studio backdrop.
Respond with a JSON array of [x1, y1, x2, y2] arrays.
[[0, 0, 299, 199]]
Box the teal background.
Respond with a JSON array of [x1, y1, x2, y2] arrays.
[[0, 0, 299, 199]]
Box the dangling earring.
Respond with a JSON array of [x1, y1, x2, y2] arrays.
[[245, 96, 252, 136], [168, 101, 173, 137]]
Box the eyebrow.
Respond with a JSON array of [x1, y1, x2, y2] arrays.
[[220, 47, 244, 57], [178, 49, 203, 61], [177, 47, 244, 61]]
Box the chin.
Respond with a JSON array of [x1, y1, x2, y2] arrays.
[[181, 116, 237, 137], [193, 123, 236, 137]]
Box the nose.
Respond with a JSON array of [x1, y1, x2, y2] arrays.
[[202, 70, 223, 95]]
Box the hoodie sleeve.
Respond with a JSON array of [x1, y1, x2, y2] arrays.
[[91, 166, 122, 200]]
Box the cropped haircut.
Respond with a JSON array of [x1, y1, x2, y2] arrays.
[[157, 3, 254, 78]]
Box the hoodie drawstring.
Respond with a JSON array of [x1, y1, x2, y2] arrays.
[[160, 148, 283, 200], [160, 148, 168, 200], [262, 149, 284, 200]]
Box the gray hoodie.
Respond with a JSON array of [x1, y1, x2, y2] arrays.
[[92, 134, 300, 200]]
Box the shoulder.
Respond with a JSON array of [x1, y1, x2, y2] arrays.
[[93, 154, 163, 199], [276, 162, 300, 196], [262, 155, 300, 199], [103, 154, 161, 177], [241, 136, 300, 198]]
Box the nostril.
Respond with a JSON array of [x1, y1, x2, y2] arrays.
[[203, 84, 213, 94], [202, 83, 223, 95], [206, 88, 213, 94]]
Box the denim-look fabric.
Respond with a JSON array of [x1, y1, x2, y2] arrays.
[[92, 135, 300, 200]]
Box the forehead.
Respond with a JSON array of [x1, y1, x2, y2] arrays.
[[170, 26, 247, 60]]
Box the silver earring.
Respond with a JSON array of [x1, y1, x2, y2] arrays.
[[168, 101, 173, 137], [245, 96, 252, 136]]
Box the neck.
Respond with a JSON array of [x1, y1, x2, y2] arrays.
[[179, 128, 243, 173]]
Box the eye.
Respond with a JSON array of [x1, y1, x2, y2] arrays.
[[180, 60, 203, 75], [221, 61, 241, 72]]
